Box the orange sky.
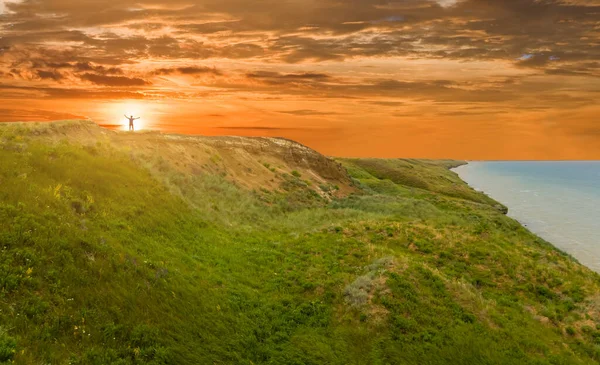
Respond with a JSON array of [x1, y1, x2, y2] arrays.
[[1, 0, 599, 159]]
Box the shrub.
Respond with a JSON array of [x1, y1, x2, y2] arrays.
[[365, 256, 395, 272], [0, 327, 17, 362], [291, 170, 301, 178], [536, 285, 556, 300], [344, 273, 376, 307], [344, 257, 395, 308], [581, 325, 594, 334]]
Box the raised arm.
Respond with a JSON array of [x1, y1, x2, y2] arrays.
[[124, 114, 128, 119], [134, 117, 141, 120]]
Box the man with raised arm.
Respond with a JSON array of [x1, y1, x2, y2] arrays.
[[125, 115, 140, 131]]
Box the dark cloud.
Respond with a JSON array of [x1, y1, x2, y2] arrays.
[[440, 110, 509, 116], [544, 61, 600, 76], [2, 0, 598, 73], [153, 66, 222, 76], [277, 109, 340, 116], [74, 62, 124, 75], [80, 74, 151, 87], [365, 101, 406, 107], [247, 71, 330, 80], [36, 70, 64, 81], [0, 84, 148, 99], [245, 71, 332, 86]]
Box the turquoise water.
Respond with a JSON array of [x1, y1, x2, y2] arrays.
[[454, 162, 600, 272]]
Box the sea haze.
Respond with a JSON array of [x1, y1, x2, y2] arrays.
[[454, 161, 600, 272]]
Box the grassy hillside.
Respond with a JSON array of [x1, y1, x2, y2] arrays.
[[1, 121, 600, 364], [339, 158, 507, 213]]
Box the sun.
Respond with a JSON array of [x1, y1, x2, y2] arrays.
[[108, 101, 150, 131]]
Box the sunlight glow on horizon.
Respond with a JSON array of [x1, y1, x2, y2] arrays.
[[109, 101, 151, 131]]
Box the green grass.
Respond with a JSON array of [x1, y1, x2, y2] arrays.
[[1, 124, 600, 364], [339, 158, 508, 213]]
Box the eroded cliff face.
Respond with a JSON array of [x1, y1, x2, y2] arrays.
[[176, 135, 351, 185], [1, 120, 354, 198]]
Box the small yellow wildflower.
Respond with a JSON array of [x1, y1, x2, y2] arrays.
[[53, 184, 62, 199]]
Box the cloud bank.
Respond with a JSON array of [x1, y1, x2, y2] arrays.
[[0, 0, 598, 158]]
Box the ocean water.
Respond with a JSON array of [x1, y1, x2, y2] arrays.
[[454, 161, 600, 272]]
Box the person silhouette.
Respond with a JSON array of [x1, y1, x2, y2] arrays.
[[125, 115, 140, 131]]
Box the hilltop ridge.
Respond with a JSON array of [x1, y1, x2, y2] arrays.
[[4, 120, 353, 197]]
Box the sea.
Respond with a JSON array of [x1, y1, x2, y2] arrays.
[[453, 161, 600, 272]]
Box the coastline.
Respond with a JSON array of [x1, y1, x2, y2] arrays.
[[452, 161, 600, 273]]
